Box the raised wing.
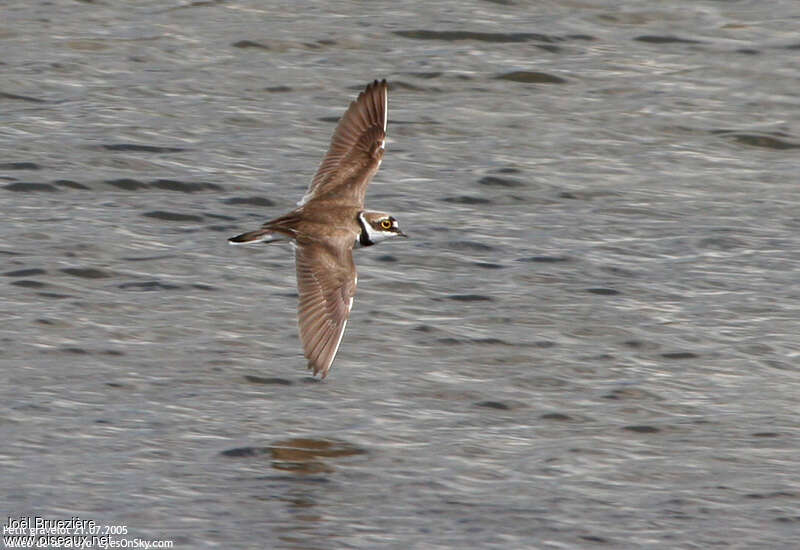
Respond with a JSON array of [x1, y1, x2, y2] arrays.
[[294, 241, 357, 378], [299, 79, 387, 207]]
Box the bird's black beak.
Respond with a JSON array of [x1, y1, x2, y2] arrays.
[[397, 229, 408, 238]]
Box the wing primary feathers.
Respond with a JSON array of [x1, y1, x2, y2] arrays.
[[300, 80, 388, 207], [294, 242, 358, 378]]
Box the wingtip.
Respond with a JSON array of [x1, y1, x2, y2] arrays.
[[364, 79, 388, 132], [366, 78, 388, 92], [307, 360, 330, 379]]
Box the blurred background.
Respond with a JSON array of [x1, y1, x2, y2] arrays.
[[2, 1, 799, 548]]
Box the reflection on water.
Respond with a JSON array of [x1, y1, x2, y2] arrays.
[[222, 438, 366, 475]]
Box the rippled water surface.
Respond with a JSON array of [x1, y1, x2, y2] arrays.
[[2, 1, 800, 548]]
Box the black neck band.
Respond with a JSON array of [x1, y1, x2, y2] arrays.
[[357, 214, 373, 247]]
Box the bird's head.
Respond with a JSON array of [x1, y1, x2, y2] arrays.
[[357, 211, 407, 247]]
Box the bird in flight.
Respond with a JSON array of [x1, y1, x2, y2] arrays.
[[229, 80, 406, 378]]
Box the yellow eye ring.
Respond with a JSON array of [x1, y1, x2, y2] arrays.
[[380, 219, 392, 230]]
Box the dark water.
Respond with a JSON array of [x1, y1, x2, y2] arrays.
[[2, 1, 799, 548]]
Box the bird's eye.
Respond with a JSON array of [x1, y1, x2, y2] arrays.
[[380, 219, 392, 230]]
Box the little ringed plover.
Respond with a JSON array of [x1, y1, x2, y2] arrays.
[[229, 79, 406, 378]]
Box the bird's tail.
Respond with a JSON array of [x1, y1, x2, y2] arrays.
[[228, 228, 285, 245]]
